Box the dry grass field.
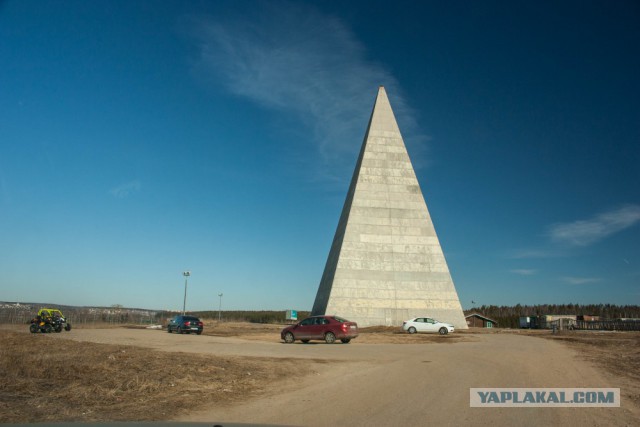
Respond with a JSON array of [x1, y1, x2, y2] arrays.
[[540, 331, 640, 407], [0, 328, 314, 423], [2, 323, 638, 424]]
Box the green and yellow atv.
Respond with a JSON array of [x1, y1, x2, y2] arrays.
[[29, 308, 72, 333]]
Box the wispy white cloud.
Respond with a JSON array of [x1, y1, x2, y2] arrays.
[[188, 2, 424, 178], [549, 205, 640, 246], [510, 269, 537, 275], [109, 180, 141, 198], [562, 276, 601, 285]]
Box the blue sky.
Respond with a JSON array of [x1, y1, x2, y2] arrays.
[[1, 1, 638, 311]]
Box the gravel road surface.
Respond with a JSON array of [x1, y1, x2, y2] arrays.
[[54, 329, 636, 426]]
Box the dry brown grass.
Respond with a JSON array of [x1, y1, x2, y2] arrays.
[[0, 330, 312, 423], [200, 320, 283, 337], [539, 331, 640, 406]]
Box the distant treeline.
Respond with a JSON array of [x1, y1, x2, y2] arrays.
[[4, 301, 639, 328], [465, 304, 640, 329], [189, 310, 311, 324]]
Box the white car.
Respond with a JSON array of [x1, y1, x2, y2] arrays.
[[402, 317, 455, 335]]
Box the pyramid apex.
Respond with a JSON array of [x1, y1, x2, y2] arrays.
[[376, 86, 388, 100]]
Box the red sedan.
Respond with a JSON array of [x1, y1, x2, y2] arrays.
[[281, 315, 359, 344]]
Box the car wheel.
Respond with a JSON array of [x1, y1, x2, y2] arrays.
[[324, 332, 336, 344], [44, 324, 53, 333], [301, 339, 310, 344], [54, 326, 62, 333], [340, 338, 351, 344], [177, 327, 183, 334], [439, 327, 448, 335], [284, 332, 295, 344], [29, 324, 38, 333], [408, 326, 417, 334], [167, 326, 172, 333], [196, 331, 202, 335], [65, 324, 72, 331]]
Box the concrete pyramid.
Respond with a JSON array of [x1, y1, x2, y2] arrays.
[[312, 87, 467, 328]]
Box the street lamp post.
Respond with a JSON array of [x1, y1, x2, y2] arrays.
[[182, 271, 191, 315], [218, 293, 223, 322]]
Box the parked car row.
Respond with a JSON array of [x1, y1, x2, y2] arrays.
[[279, 315, 455, 344], [164, 314, 454, 341]]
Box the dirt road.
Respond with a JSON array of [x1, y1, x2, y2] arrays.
[[55, 329, 637, 426]]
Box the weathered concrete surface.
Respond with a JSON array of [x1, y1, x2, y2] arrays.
[[312, 86, 467, 328]]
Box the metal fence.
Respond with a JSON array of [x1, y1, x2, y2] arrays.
[[572, 319, 640, 331], [546, 318, 640, 331], [0, 304, 165, 326], [0, 307, 34, 324]]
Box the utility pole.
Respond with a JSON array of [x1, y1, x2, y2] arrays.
[[182, 271, 191, 315]]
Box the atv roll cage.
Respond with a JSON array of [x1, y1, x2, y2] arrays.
[[30, 307, 72, 333]]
